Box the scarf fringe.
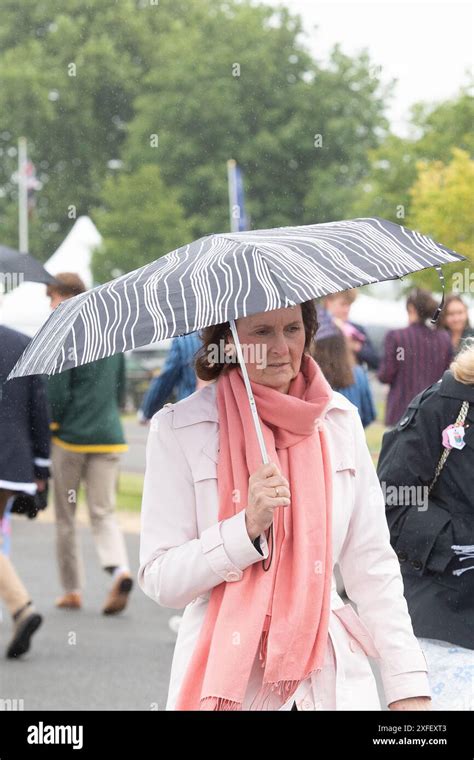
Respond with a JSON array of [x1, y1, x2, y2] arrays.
[[200, 696, 242, 711], [199, 679, 304, 711], [247, 678, 302, 711]]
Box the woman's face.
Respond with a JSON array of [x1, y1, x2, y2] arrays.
[[445, 300, 468, 334], [226, 305, 306, 394]]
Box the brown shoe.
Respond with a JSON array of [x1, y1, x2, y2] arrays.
[[56, 591, 82, 609], [102, 572, 133, 615]]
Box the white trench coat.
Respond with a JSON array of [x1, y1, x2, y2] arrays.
[[138, 382, 431, 710]]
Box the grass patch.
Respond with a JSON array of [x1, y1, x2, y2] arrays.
[[116, 472, 144, 511], [366, 399, 387, 466], [78, 472, 144, 513], [365, 421, 387, 466]]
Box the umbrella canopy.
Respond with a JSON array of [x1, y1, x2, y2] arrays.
[[7, 217, 464, 382], [0, 245, 57, 286]]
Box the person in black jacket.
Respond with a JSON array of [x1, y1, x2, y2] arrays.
[[377, 340, 474, 710], [0, 325, 51, 658]]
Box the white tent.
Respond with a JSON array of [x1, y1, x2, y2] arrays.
[[351, 291, 474, 329], [0, 216, 101, 337], [350, 292, 407, 327], [43, 215, 100, 289]]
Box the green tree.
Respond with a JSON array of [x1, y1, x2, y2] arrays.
[[0, 0, 157, 258], [303, 46, 393, 222], [124, 6, 390, 236], [0, 0, 391, 273], [407, 148, 474, 291], [350, 85, 474, 223], [91, 164, 192, 282]]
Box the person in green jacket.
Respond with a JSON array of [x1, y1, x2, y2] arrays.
[[47, 273, 133, 615]]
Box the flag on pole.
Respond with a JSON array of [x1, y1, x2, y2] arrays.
[[227, 159, 249, 232]]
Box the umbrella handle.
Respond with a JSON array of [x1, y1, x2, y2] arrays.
[[228, 319, 269, 466]]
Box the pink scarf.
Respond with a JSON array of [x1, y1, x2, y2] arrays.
[[175, 353, 334, 710]]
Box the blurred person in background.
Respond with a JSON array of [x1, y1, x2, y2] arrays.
[[378, 288, 453, 428], [138, 332, 203, 424], [46, 273, 133, 615], [312, 307, 376, 428], [324, 289, 379, 370], [0, 325, 50, 658], [436, 293, 474, 355], [377, 341, 474, 710]]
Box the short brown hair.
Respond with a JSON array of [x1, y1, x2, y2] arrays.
[[325, 288, 357, 306], [194, 300, 319, 382], [406, 287, 438, 323], [46, 272, 87, 299]]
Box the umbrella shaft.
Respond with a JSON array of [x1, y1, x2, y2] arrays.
[[228, 319, 269, 465]]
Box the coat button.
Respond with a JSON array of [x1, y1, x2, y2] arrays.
[[226, 571, 240, 581], [411, 559, 422, 570], [300, 699, 313, 711], [397, 551, 407, 563], [349, 639, 358, 653]]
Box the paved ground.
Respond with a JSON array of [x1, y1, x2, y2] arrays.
[[121, 418, 148, 474], [0, 517, 176, 710]]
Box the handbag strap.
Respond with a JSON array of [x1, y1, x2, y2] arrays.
[[428, 400, 470, 495]]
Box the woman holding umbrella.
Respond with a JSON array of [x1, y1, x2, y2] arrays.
[[138, 299, 432, 711]]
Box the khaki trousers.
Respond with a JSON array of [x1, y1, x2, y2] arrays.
[[52, 444, 129, 592], [0, 489, 30, 616]]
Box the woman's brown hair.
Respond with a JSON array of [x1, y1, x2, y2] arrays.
[[310, 333, 354, 389], [406, 287, 439, 323], [46, 272, 86, 299], [194, 300, 319, 382]]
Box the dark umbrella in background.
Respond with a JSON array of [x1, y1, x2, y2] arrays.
[[0, 245, 57, 286], [7, 216, 465, 464]]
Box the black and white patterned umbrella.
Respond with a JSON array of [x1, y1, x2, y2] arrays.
[[7, 217, 464, 381]]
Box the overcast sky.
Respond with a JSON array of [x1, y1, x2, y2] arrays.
[[265, 0, 473, 135]]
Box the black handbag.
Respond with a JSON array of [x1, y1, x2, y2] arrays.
[[10, 483, 49, 520]]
